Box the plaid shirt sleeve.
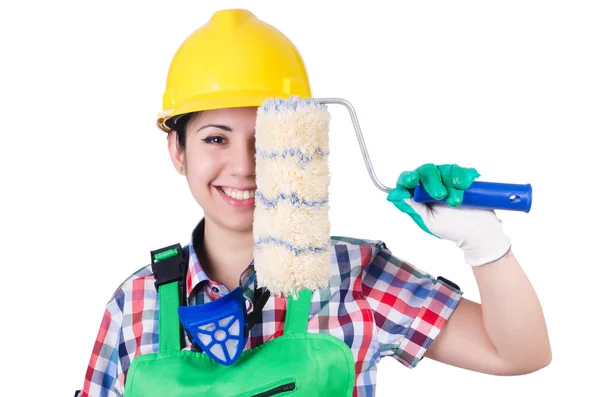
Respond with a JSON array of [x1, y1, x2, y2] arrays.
[[361, 241, 463, 368], [80, 294, 126, 397]]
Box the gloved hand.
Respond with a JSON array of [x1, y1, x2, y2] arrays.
[[387, 163, 511, 266]]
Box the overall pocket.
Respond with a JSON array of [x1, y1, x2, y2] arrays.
[[250, 381, 296, 396], [230, 378, 297, 397]]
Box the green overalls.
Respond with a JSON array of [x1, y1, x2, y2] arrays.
[[123, 245, 356, 396]]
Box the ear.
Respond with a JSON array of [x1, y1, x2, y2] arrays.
[[167, 130, 186, 175]]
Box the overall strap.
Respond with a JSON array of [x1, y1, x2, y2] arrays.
[[157, 282, 181, 354], [283, 288, 313, 335], [151, 244, 188, 354]]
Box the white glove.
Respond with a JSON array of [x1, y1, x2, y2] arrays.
[[387, 163, 512, 266]]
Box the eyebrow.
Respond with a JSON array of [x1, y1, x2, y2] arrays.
[[197, 124, 233, 132]]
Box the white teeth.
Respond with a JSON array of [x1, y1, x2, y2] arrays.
[[222, 187, 256, 200]]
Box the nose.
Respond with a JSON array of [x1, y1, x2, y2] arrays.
[[229, 136, 256, 178]]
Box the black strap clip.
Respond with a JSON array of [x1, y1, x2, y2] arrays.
[[243, 286, 271, 338], [151, 243, 187, 291]]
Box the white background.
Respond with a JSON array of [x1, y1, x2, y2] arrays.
[[1, 0, 598, 395]]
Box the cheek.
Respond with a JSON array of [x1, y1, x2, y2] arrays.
[[185, 149, 222, 189]]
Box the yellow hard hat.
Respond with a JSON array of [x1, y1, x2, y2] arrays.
[[157, 9, 312, 132]]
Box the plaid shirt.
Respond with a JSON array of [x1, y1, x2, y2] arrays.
[[79, 219, 462, 397]]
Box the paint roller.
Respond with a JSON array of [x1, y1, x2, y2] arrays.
[[253, 97, 332, 298], [315, 98, 533, 212], [253, 96, 532, 297]]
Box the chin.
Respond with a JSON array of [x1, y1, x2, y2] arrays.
[[224, 217, 254, 233], [208, 211, 254, 233]]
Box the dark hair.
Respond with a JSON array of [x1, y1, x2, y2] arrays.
[[167, 112, 201, 149]]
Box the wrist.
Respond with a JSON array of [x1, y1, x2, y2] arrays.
[[459, 221, 512, 266]]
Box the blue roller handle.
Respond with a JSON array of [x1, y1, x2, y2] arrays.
[[413, 181, 532, 212]]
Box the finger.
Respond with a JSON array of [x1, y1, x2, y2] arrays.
[[451, 164, 480, 190], [387, 186, 412, 202], [438, 164, 464, 207], [387, 189, 438, 237], [396, 170, 419, 189], [416, 163, 447, 200]]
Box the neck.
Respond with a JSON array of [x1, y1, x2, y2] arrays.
[[199, 216, 254, 291]]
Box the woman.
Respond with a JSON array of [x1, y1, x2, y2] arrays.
[[78, 8, 551, 397]]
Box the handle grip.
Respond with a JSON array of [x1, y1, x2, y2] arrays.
[[413, 181, 532, 212]]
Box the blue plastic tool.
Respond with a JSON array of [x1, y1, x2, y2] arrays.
[[178, 287, 248, 366], [413, 181, 532, 212]]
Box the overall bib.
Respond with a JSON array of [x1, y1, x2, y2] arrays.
[[124, 250, 356, 396]]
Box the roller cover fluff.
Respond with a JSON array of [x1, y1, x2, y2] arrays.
[[254, 96, 331, 298]]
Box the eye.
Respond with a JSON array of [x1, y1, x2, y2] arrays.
[[202, 136, 225, 144]]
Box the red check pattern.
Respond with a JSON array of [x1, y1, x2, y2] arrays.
[[78, 220, 462, 397]]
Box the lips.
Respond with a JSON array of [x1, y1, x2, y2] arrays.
[[218, 187, 256, 200], [215, 186, 256, 209]]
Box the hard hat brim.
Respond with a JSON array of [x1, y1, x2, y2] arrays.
[[157, 89, 310, 132]]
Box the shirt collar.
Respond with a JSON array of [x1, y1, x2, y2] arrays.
[[185, 218, 257, 300]]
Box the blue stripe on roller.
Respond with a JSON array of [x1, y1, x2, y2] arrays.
[[256, 148, 329, 165], [254, 236, 328, 255], [259, 96, 326, 112], [255, 191, 328, 209]]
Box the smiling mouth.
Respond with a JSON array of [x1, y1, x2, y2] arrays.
[[217, 186, 256, 201]]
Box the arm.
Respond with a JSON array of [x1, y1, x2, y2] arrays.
[[387, 163, 551, 375], [425, 250, 552, 375], [80, 301, 125, 397]]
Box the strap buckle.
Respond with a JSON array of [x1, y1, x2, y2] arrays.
[[151, 243, 187, 291]]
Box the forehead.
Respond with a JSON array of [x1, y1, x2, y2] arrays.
[[189, 107, 258, 129]]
